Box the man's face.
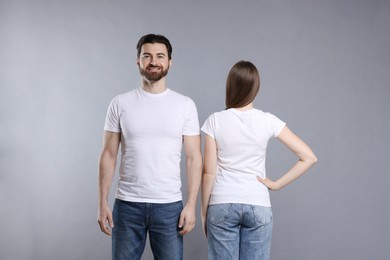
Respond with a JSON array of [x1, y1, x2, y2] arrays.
[[137, 43, 171, 82]]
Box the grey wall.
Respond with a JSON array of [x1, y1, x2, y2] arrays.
[[1, 0, 389, 259]]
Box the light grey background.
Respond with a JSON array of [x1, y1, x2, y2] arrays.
[[1, 0, 389, 259]]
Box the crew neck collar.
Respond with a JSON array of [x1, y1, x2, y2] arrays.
[[139, 86, 170, 97], [230, 108, 256, 113]]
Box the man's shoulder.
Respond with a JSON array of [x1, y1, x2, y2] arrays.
[[119, 88, 139, 97], [167, 89, 195, 105], [112, 88, 139, 101], [168, 88, 189, 99]]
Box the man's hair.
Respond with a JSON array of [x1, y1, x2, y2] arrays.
[[136, 34, 172, 59], [225, 61, 260, 109]]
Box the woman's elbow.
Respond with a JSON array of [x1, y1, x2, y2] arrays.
[[308, 154, 318, 165]]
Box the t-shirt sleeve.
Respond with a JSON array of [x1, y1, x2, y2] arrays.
[[267, 113, 286, 138], [104, 96, 122, 133], [201, 114, 216, 139], [183, 98, 200, 136]]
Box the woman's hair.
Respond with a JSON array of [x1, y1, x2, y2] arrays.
[[225, 60, 260, 109], [136, 34, 172, 60]]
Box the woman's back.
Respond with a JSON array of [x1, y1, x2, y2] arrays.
[[201, 108, 285, 207]]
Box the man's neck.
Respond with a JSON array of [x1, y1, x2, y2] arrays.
[[141, 78, 167, 94]]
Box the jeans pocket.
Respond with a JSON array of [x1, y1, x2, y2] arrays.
[[251, 205, 273, 225], [207, 204, 232, 225]]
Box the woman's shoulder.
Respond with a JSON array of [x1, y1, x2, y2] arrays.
[[252, 108, 279, 118], [210, 109, 235, 119]]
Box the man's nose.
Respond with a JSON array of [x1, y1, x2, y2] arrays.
[[149, 56, 157, 65]]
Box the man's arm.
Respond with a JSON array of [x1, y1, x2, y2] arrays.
[[98, 131, 121, 236], [178, 134, 202, 235]]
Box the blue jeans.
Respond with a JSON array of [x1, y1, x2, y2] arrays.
[[207, 203, 273, 260], [112, 199, 183, 260]]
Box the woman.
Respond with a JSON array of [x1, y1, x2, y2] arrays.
[[201, 61, 317, 260]]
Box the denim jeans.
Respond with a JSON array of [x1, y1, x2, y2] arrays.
[[112, 199, 183, 260], [207, 203, 273, 260]]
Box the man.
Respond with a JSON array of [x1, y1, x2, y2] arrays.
[[97, 34, 202, 260]]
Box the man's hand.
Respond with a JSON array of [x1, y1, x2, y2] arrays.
[[98, 205, 114, 236], [178, 205, 196, 236]]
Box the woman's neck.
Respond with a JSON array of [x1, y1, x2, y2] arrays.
[[235, 103, 253, 111]]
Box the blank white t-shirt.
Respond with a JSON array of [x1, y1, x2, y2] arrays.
[[104, 87, 200, 203], [201, 108, 285, 207]]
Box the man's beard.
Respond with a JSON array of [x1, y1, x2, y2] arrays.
[[139, 65, 169, 82]]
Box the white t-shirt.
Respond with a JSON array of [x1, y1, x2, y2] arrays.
[[201, 108, 285, 207], [104, 87, 200, 203]]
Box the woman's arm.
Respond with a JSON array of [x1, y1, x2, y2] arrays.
[[257, 126, 318, 191], [201, 134, 218, 236]]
